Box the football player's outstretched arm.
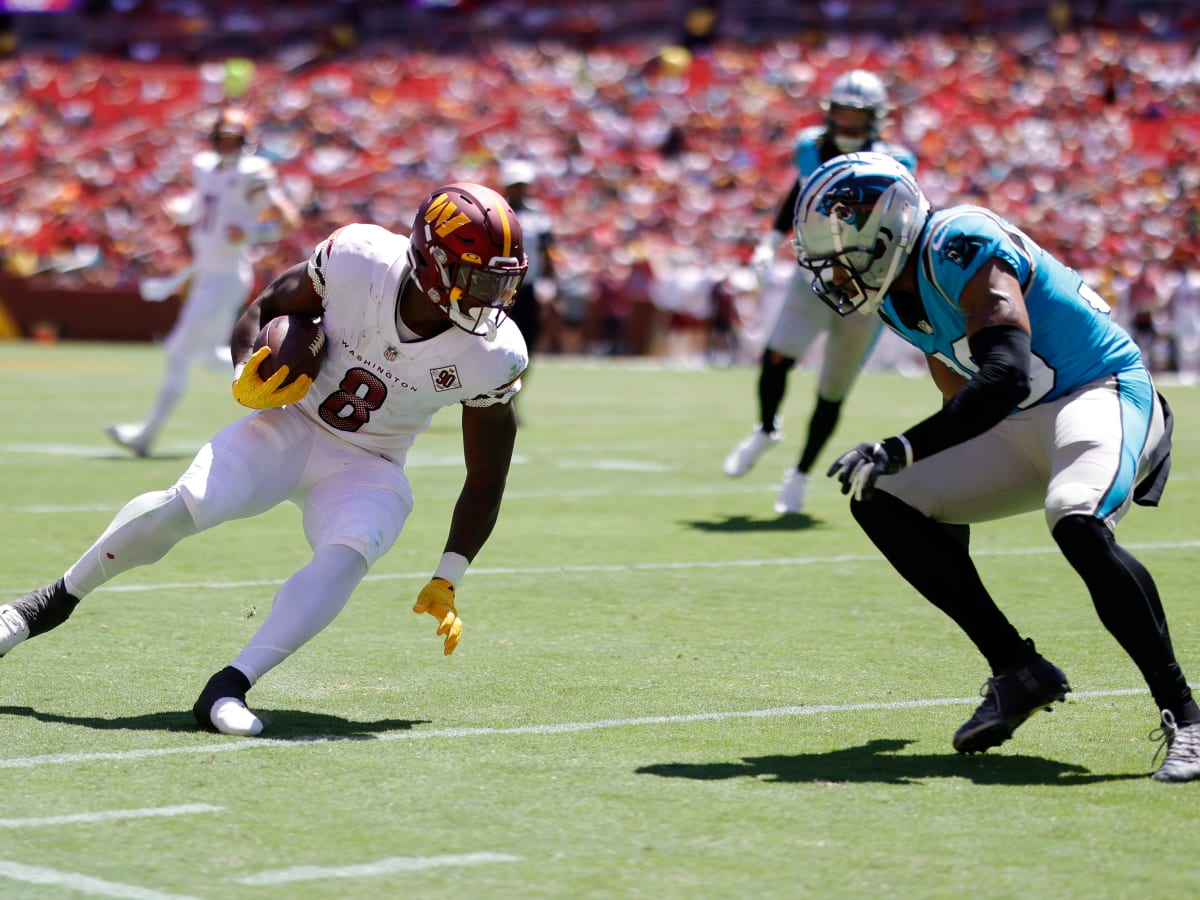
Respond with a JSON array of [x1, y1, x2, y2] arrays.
[[449, 399, 518, 560], [412, 399, 519, 655], [829, 260, 1035, 502]]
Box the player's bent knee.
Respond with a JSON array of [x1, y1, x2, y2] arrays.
[[1044, 482, 1103, 532]]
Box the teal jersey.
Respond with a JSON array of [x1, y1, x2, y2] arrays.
[[879, 206, 1145, 408], [793, 125, 918, 182]]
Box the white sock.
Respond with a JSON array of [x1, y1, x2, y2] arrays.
[[231, 544, 368, 683]]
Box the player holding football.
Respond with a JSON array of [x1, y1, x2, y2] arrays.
[[794, 152, 1199, 781], [724, 70, 916, 515], [2, 183, 528, 737], [105, 107, 300, 458]]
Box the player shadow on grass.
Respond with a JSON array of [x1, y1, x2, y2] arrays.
[[0, 705, 429, 740], [683, 513, 821, 533], [636, 738, 1148, 786]]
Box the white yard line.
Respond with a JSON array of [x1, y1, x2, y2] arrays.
[[3, 540, 1197, 597], [0, 860, 199, 900], [0, 804, 221, 828], [234, 852, 520, 886], [0, 688, 1150, 771]]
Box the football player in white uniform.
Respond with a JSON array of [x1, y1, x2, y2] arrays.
[[3, 183, 529, 737], [725, 70, 917, 515], [106, 107, 300, 457]]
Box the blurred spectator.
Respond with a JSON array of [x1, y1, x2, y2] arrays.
[[0, 3, 1197, 366], [501, 159, 556, 357], [1128, 258, 1175, 372]]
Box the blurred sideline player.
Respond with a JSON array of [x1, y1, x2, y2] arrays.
[[106, 107, 300, 457], [4, 182, 528, 737], [797, 152, 1198, 781], [724, 70, 916, 514], [501, 159, 556, 420]]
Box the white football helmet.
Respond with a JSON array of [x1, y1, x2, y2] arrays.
[[822, 70, 890, 152], [792, 152, 929, 317]]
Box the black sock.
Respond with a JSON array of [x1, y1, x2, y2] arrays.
[[1053, 514, 1200, 724], [798, 397, 841, 474], [851, 491, 1032, 672], [757, 354, 792, 434], [15, 579, 81, 637]]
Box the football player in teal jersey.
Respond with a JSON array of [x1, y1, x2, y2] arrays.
[[795, 151, 1197, 782], [727, 70, 916, 516]]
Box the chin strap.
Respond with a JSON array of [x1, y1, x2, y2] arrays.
[[447, 287, 498, 341]]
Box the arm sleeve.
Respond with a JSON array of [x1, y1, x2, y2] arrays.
[[900, 325, 1032, 462]]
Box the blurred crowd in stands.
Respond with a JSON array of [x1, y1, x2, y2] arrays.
[[2, 0, 1199, 372]]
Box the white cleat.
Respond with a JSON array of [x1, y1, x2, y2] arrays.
[[0, 604, 31, 657], [208, 698, 264, 737], [723, 425, 782, 477], [774, 469, 810, 514], [104, 423, 152, 458], [1152, 709, 1200, 782]]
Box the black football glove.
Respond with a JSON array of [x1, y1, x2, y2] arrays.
[[827, 438, 909, 501]]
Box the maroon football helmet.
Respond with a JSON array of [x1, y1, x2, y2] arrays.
[[407, 183, 528, 339]]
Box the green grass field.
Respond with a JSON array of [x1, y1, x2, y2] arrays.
[[2, 340, 1198, 899]]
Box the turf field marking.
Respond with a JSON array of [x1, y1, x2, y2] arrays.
[[0, 803, 221, 828], [2, 472, 1195, 512], [4, 539, 1194, 597], [0, 688, 1149, 770], [233, 852, 520, 886], [0, 480, 776, 514], [0, 860, 198, 900]]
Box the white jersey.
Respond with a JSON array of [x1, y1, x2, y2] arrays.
[[297, 223, 528, 463], [186, 151, 282, 273]]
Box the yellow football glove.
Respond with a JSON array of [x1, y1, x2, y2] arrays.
[[232, 346, 313, 409], [412, 577, 462, 656]]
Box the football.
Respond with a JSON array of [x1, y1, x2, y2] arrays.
[[252, 315, 327, 386]]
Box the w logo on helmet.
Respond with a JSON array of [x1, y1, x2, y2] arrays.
[[424, 194, 471, 238]]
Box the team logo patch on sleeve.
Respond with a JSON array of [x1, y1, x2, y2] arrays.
[[939, 234, 990, 269], [430, 365, 462, 391]]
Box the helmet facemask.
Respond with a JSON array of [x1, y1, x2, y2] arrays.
[[430, 244, 525, 340]]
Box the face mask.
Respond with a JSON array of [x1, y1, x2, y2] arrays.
[[832, 134, 868, 153]]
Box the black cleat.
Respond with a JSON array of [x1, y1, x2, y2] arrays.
[[954, 645, 1070, 754]]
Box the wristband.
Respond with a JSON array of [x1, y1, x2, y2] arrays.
[[434, 552, 469, 586]]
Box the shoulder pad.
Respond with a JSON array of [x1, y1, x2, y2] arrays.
[[238, 155, 274, 177], [795, 125, 825, 150], [192, 151, 220, 172], [870, 141, 918, 174]]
